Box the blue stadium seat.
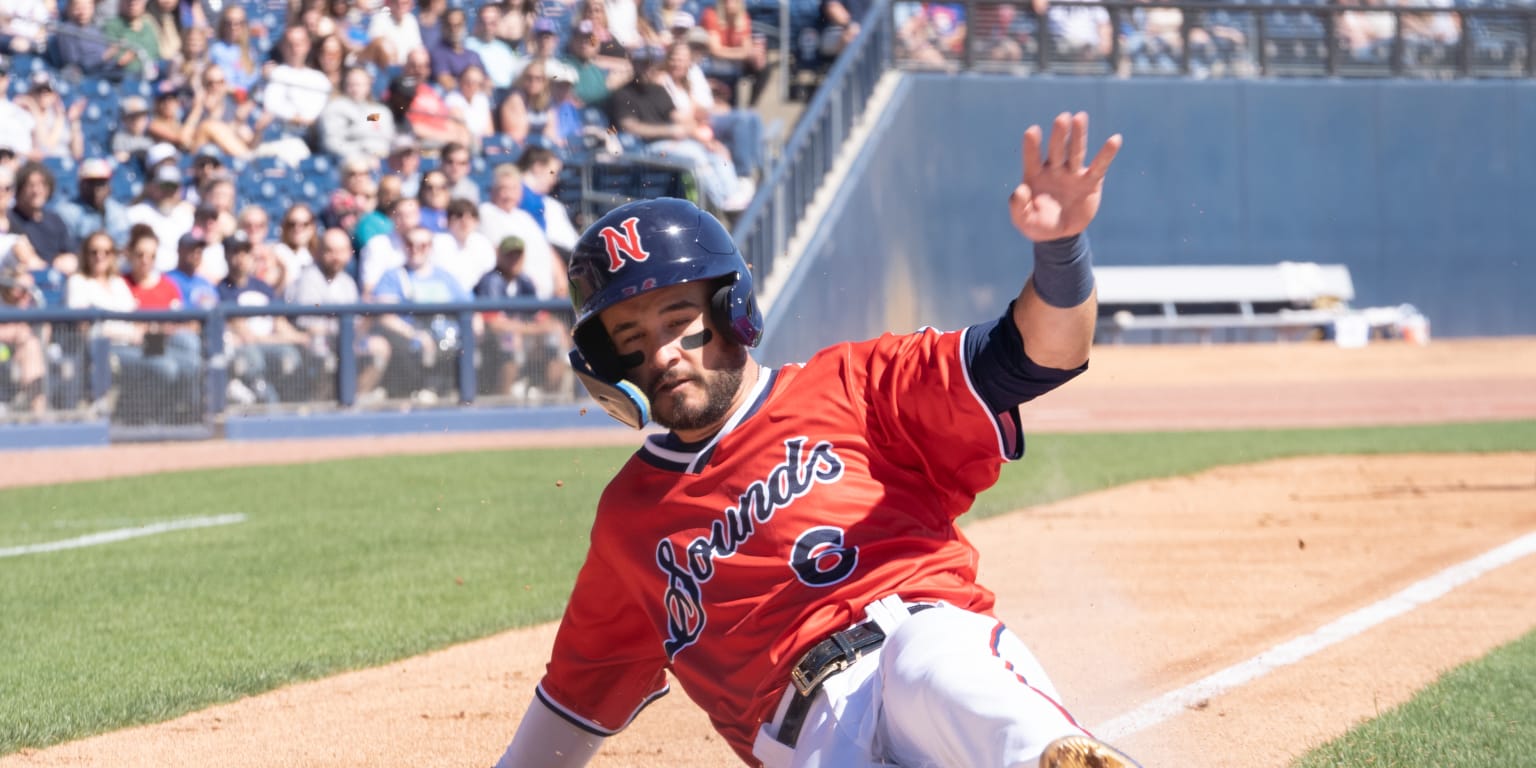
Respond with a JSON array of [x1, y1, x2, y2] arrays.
[[110, 165, 142, 199]]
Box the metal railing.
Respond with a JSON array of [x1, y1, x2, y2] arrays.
[[0, 297, 576, 428], [732, 0, 898, 292]]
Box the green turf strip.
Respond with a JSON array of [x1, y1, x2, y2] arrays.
[[1291, 627, 1536, 768], [1, 420, 1532, 753]]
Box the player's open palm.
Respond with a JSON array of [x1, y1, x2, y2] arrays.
[[1010, 111, 1122, 242]]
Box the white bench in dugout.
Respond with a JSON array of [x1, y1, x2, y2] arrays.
[[1092, 262, 1414, 344]]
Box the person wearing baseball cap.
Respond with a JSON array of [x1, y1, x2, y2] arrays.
[[55, 158, 132, 245], [165, 229, 220, 309]]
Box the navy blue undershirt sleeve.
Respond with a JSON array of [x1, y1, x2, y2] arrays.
[[964, 301, 1089, 415]]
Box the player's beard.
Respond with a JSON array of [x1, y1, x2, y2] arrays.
[[650, 357, 745, 433]]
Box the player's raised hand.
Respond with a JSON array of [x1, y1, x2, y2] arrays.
[[1010, 112, 1121, 243]]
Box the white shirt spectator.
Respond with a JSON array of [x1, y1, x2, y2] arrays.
[[444, 89, 494, 147], [431, 229, 495, 293], [285, 262, 361, 336], [127, 201, 196, 273], [606, 0, 642, 49], [478, 202, 558, 299], [0, 99, 37, 158], [359, 231, 408, 294], [368, 10, 424, 66], [465, 36, 523, 90], [262, 64, 335, 124]]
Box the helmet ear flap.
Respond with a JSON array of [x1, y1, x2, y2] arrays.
[[573, 322, 625, 382], [711, 277, 763, 348]]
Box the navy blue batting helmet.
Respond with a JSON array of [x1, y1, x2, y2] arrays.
[[568, 198, 762, 382]]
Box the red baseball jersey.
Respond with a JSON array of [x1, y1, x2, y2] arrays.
[[538, 326, 1029, 763]]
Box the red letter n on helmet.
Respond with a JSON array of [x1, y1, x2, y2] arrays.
[[599, 217, 651, 272]]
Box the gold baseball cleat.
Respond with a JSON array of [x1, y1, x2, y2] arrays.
[[1039, 735, 1144, 768]]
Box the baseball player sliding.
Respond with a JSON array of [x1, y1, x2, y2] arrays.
[[495, 112, 1136, 768]]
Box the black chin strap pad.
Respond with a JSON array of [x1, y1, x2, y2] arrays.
[[569, 349, 651, 429]]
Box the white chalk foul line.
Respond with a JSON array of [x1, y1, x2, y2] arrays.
[[0, 514, 248, 559], [1094, 529, 1536, 742]]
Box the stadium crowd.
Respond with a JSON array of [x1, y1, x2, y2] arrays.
[[0, 0, 791, 419]]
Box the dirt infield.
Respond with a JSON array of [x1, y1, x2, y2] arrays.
[[4, 338, 1535, 768]]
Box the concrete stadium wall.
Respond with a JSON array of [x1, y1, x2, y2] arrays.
[[760, 73, 1536, 365]]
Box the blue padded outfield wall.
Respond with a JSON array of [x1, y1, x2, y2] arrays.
[[760, 73, 1535, 365]]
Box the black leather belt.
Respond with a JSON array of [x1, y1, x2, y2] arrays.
[[775, 604, 935, 748]]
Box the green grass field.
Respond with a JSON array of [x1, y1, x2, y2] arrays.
[[2, 420, 1533, 757]]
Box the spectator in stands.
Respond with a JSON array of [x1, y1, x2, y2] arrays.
[[513, 146, 578, 255], [390, 47, 475, 151], [366, 0, 426, 68], [198, 177, 240, 243], [528, 17, 564, 63], [184, 147, 228, 207], [893, 1, 965, 67], [0, 167, 15, 243], [149, 0, 186, 66], [417, 0, 450, 51], [146, 92, 190, 150], [0, 0, 53, 56], [219, 232, 308, 403], [270, 202, 321, 292], [182, 64, 260, 159], [310, 33, 349, 93], [467, 3, 524, 91], [0, 256, 46, 413], [603, 0, 646, 50], [9, 162, 77, 272], [565, 20, 630, 110], [370, 224, 476, 400], [286, 226, 391, 401], [417, 169, 452, 232], [608, 47, 753, 212], [164, 231, 220, 309], [262, 25, 334, 130], [700, 0, 767, 106], [439, 141, 480, 203], [429, 7, 486, 91], [1338, 0, 1397, 61], [477, 164, 562, 300], [103, 0, 162, 78], [359, 196, 421, 294], [579, 1, 635, 59], [170, 24, 212, 93], [66, 231, 142, 359], [497, 0, 537, 51], [327, 0, 371, 55], [236, 204, 275, 264], [187, 203, 229, 280], [127, 164, 196, 272], [498, 58, 568, 149], [121, 223, 203, 421], [353, 175, 397, 248], [111, 96, 156, 167], [50, 0, 128, 80], [210, 5, 263, 95], [664, 39, 764, 180], [652, 0, 695, 45], [473, 234, 570, 399], [16, 72, 84, 162], [320, 67, 396, 162], [432, 197, 495, 292], [384, 134, 424, 198], [1047, 0, 1113, 63], [55, 158, 131, 246], [445, 64, 495, 151], [0, 67, 37, 165]]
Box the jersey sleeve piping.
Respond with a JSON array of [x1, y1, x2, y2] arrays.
[[533, 680, 671, 737], [958, 325, 1027, 462]]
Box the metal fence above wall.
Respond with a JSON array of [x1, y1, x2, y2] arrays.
[[892, 0, 1536, 79], [0, 298, 577, 437]]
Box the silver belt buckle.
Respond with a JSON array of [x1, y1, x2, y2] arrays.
[[791, 656, 849, 696]]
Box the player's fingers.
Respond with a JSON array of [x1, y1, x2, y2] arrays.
[[1085, 133, 1124, 181], [1022, 126, 1042, 178], [1067, 112, 1089, 171], [1046, 112, 1070, 168], [1010, 182, 1033, 204]]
